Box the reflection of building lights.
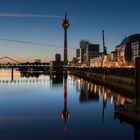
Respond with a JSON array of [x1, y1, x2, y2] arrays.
[[61, 111, 70, 120], [103, 93, 107, 103], [121, 97, 125, 105], [98, 86, 101, 95], [91, 83, 94, 92], [102, 86, 105, 94], [106, 89, 111, 94], [94, 85, 97, 93], [110, 96, 113, 104], [117, 95, 120, 104], [77, 79, 81, 90], [87, 82, 90, 91]]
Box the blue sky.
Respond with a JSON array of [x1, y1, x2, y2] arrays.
[[0, 0, 139, 62]]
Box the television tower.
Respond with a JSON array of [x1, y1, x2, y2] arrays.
[[62, 12, 70, 65]]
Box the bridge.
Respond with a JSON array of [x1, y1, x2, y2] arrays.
[[0, 63, 50, 69], [0, 56, 50, 69], [0, 56, 49, 67]]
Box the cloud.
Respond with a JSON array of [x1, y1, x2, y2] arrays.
[[0, 38, 63, 48], [0, 13, 63, 19], [0, 38, 76, 49]]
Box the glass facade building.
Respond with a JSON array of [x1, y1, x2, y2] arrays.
[[116, 34, 140, 66]]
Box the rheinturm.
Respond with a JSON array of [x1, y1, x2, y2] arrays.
[[62, 12, 70, 65]]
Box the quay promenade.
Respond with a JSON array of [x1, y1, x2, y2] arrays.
[[69, 67, 135, 97]]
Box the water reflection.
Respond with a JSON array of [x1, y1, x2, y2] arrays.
[[0, 71, 139, 140], [61, 72, 70, 132], [79, 79, 130, 106], [80, 80, 99, 103], [50, 74, 63, 85]]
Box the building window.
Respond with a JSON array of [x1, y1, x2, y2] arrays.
[[131, 41, 140, 58]]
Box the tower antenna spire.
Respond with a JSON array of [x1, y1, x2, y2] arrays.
[[65, 10, 67, 20]]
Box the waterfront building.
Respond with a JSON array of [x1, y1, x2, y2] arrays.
[[86, 43, 99, 65], [90, 33, 140, 68], [80, 40, 99, 66], [90, 52, 118, 68], [116, 34, 140, 66], [84, 43, 99, 66]]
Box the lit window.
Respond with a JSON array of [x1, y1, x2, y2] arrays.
[[131, 41, 139, 58]]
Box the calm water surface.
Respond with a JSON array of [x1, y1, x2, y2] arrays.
[[0, 70, 138, 140]]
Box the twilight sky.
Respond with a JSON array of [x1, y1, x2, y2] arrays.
[[0, 0, 139, 62]]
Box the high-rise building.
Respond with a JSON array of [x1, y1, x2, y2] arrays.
[[80, 40, 99, 66], [86, 43, 99, 61], [76, 49, 80, 58], [80, 40, 89, 63]]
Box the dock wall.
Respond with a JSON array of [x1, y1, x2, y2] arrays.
[[69, 68, 135, 96]]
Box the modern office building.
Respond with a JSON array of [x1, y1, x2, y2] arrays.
[[80, 40, 89, 63], [116, 34, 140, 66], [76, 49, 80, 58], [86, 43, 99, 65], [80, 40, 99, 66]]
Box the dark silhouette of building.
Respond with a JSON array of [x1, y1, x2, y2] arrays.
[[50, 74, 63, 85], [76, 49, 80, 58], [50, 54, 63, 75], [62, 12, 69, 65], [55, 53, 61, 61]]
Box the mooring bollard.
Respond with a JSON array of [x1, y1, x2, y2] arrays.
[[135, 57, 140, 106]]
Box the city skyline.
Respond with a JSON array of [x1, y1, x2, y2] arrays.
[[0, 0, 140, 62]]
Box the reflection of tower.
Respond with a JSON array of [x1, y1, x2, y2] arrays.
[[62, 12, 70, 65], [102, 93, 107, 124], [61, 72, 70, 132]]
